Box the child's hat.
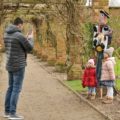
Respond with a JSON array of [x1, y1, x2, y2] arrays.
[[104, 47, 114, 57], [88, 59, 94, 65]]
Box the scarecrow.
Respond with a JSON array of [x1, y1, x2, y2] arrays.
[[93, 10, 113, 82]]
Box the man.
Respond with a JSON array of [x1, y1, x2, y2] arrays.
[[3, 17, 34, 120]]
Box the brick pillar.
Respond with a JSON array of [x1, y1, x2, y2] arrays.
[[33, 26, 43, 59], [92, 0, 109, 22], [0, 24, 4, 51], [47, 42, 56, 66], [55, 33, 67, 72], [40, 20, 48, 61], [40, 43, 48, 61], [65, 0, 83, 80]]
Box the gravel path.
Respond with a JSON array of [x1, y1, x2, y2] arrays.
[[0, 54, 107, 120]]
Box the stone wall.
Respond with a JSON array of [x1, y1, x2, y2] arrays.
[[109, 8, 120, 47], [110, 8, 120, 16]]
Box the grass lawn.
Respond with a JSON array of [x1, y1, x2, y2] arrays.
[[64, 80, 87, 92], [65, 79, 120, 92], [115, 58, 120, 77], [116, 79, 120, 90], [65, 58, 120, 92], [115, 58, 120, 90]]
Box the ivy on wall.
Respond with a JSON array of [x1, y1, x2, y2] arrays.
[[31, 16, 43, 46]]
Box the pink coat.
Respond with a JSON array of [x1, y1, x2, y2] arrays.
[[100, 58, 115, 81]]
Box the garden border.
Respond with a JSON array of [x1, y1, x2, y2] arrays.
[[56, 77, 113, 120]]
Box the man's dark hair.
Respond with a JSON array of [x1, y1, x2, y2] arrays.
[[13, 17, 23, 25]]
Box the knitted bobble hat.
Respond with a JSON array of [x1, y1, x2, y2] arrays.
[[88, 59, 94, 66], [104, 47, 114, 57]]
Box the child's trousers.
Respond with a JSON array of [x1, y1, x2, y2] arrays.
[[107, 87, 114, 98], [88, 87, 96, 95]]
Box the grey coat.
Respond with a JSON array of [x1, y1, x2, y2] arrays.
[[4, 24, 34, 72]]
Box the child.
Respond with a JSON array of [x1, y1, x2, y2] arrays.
[[82, 59, 97, 100], [99, 47, 116, 104]]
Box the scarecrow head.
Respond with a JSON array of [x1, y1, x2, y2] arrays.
[[99, 10, 109, 25]]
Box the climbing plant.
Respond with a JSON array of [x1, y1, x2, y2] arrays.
[[31, 16, 43, 46], [80, 22, 94, 67], [45, 14, 57, 51]]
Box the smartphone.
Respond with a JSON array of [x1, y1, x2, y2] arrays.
[[28, 29, 33, 35]]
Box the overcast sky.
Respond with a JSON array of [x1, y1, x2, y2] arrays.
[[86, 0, 120, 7], [109, 0, 120, 7]]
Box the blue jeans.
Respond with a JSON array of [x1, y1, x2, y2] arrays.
[[88, 87, 96, 95], [5, 68, 25, 115]]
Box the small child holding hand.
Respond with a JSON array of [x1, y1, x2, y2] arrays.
[[82, 59, 97, 100]]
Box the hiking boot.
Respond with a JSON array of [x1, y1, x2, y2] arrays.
[[103, 96, 109, 100], [86, 94, 91, 99], [3, 112, 10, 118], [102, 98, 113, 104], [90, 94, 96, 100], [8, 114, 24, 120]]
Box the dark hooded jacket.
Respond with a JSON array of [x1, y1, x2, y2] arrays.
[[4, 24, 34, 71]]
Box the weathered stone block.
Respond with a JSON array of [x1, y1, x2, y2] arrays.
[[67, 64, 83, 80], [47, 57, 56, 66]]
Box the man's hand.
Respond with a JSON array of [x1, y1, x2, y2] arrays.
[[27, 30, 33, 39]]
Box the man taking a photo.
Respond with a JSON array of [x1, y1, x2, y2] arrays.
[[3, 17, 34, 120]]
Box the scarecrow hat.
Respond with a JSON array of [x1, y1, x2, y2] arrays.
[[100, 10, 110, 19]]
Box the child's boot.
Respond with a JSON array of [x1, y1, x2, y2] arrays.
[[90, 94, 96, 100], [86, 94, 91, 99], [102, 97, 113, 104]]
